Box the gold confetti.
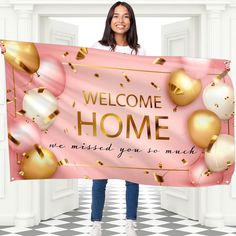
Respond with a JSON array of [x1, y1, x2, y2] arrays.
[[44, 110, 60, 124], [202, 169, 211, 176], [151, 82, 160, 90], [211, 82, 215, 86], [34, 144, 44, 158], [38, 87, 45, 93], [214, 70, 228, 82], [72, 101, 76, 108], [6, 99, 13, 104], [16, 109, 26, 115], [22, 152, 29, 159], [8, 133, 20, 145], [153, 58, 166, 65], [158, 163, 163, 169], [94, 73, 99, 78], [227, 161, 231, 167], [154, 173, 164, 183], [122, 72, 130, 82], [64, 128, 69, 134], [144, 171, 149, 174], [181, 159, 188, 165], [58, 159, 69, 166], [214, 104, 219, 108], [62, 51, 69, 57], [97, 160, 103, 165], [224, 96, 229, 100], [120, 83, 124, 88], [19, 171, 24, 176], [68, 62, 77, 72], [84, 175, 90, 179], [76, 47, 88, 60], [206, 135, 218, 152], [173, 106, 178, 112]]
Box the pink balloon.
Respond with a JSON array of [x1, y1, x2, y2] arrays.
[[6, 63, 36, 107], [33, 55, 66, 96], [181, 57, 211, 79], [8, 116, 41, 154], [189, 154, 224, 186]]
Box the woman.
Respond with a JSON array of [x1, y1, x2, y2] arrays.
[[90, 2, 145, 236]]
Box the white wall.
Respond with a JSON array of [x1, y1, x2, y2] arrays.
[[50, 16, 190, 55], [0, 0, 236, 227]]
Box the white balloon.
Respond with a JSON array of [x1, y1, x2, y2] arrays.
[[202, 80, 234, 119], [23, 88, 59, 130], [205, 134, 235, 172]]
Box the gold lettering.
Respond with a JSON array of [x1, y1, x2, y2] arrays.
[[154, 96, 162, 108], [83, 91, 98, 105], [100, 92, 107, 105], [126, 115, 151, 139], [126, 94, 138, 107], [116, 94, 126, 107], [78, 111, 97, 136], [100, 113, 123, 138], [139, 95, 152, 108], [155, 116, 169, 140], [108, 93, 116, 106]]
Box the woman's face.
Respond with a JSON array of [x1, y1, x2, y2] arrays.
[[111, 5, 131, 36]]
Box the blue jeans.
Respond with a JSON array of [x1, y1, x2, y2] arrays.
[[91, 179, 139, 221]]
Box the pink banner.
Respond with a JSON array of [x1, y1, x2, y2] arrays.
[[1, 40, 235, 186]]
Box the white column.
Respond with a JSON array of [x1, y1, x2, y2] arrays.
[[203, 4, 225, 227], [15, 5, 33, 41], [13, 4, 40, 227]]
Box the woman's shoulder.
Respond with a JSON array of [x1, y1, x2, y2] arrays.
[[91, 41, 110, 51], [138, 45, 146, 56]]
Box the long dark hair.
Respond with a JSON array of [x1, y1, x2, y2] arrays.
[[99, 1, 140, 54]]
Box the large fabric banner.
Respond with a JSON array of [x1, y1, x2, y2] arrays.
[[1, 40, 235, 186]]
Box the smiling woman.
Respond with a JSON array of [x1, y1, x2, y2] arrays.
[[89, 2, 146, 236]]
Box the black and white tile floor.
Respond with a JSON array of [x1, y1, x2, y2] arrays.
[[0, 179, 236, 236]]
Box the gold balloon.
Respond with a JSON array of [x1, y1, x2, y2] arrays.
[[2, 40, 40, 74], [168, 69, 202, 106], [187, 109, 221, 148], [20, 145, 58, 179]]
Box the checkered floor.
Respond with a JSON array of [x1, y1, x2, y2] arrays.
[[0, 179, 236, 235]]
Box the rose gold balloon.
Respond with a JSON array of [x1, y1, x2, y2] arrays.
[[187, 109, 221, 148], [168, 69, 202, 106], [32, 55, 66, 96], [3, 40, 40, 74], [189, 155, 223, 186], [20, 146, 58, 179], [8, 116, 41, 153]]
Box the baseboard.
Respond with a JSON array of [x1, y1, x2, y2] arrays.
[[0, 215, 14, 226]]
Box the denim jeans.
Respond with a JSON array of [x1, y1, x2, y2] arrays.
[[91, 179, 139, 221]]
